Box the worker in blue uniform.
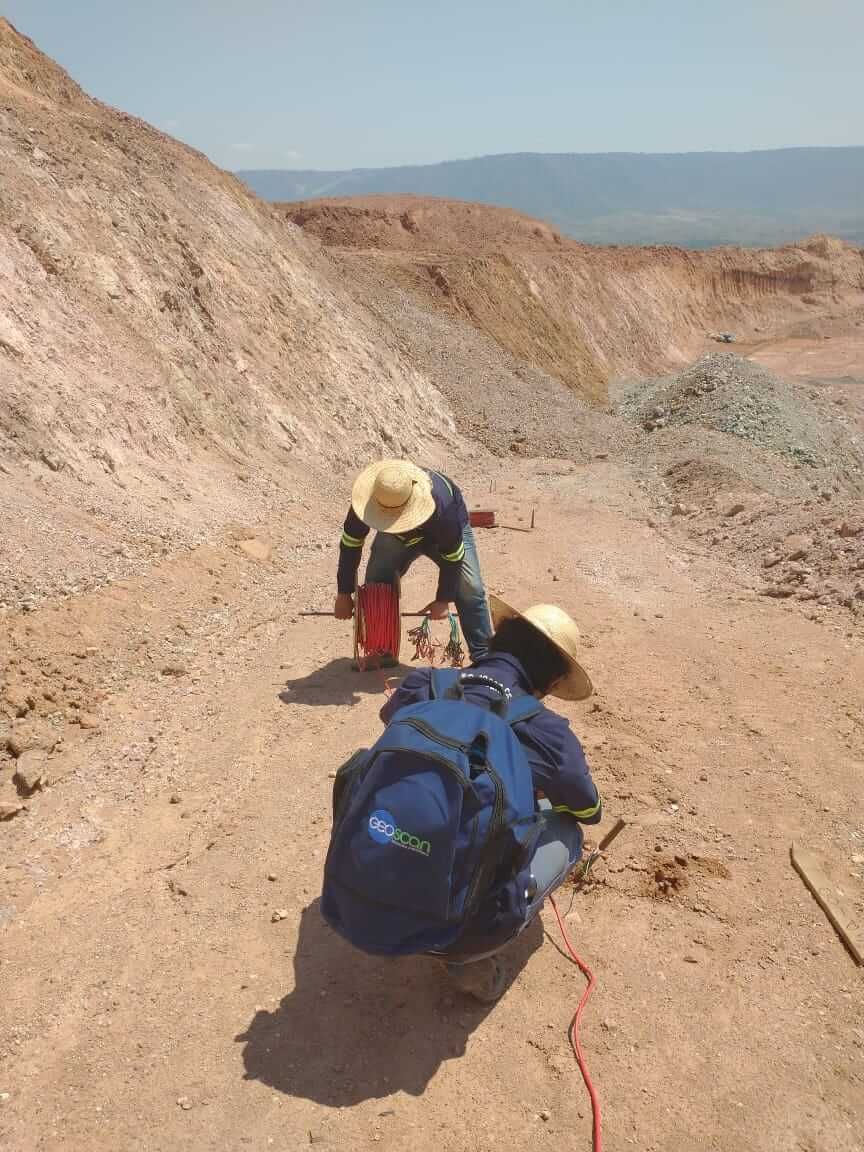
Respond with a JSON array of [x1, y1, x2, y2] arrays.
[[335, 458, 492, 659]]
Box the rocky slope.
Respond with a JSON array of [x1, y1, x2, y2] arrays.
[[0, 19, 456, 610], [283, 196, 864, 404]]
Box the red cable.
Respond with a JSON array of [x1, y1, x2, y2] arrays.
[[356, 583, 401, 669], [360, 595, 600, 1145], [549, 894, 603, 1152], [360, 593, 599, 1139]]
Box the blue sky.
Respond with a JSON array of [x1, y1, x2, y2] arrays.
[[4, 1, 862, 171]]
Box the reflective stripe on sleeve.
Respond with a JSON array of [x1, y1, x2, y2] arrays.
[[550, 797, 601, 821], [439, 542, 465, 563]]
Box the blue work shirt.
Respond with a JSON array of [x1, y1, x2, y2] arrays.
[[338, 470, 469, 600], [380, 652, 601, 823]]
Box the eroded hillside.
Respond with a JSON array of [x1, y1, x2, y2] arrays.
[[283, 196, 864, 403], [0, 19, 455, 606]]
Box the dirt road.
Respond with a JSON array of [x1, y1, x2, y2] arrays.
[[2, 457, 862, 1152]]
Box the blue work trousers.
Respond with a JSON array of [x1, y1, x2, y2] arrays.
[[365, 524, 492, 660]]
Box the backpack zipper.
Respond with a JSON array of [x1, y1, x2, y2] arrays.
[[347, 746, 472, 801], [394, 716, 469, 752], [394, 716, 508, 916], [462, 763, 505, 915]]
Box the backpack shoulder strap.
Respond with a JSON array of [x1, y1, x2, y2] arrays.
[[430, 668, 463, 701], [506, 694, 543, 727]]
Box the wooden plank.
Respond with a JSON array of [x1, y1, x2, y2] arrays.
[[790, 842, 863, 966]]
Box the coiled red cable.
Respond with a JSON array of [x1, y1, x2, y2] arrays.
[[549, 893, 602, 1152], [356, 582, 401, 668]]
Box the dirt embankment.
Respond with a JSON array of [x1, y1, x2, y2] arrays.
[[283, 196, 864, 403], [281, 194, 864, 628], [0, 19, 460, 611]]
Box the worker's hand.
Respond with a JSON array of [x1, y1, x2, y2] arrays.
[[334, 592, 354, 620], [422, 599, 450, 621]]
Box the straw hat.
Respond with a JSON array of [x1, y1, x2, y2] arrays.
[[489, 594, 593, 701], [351, 459, 435, 534]]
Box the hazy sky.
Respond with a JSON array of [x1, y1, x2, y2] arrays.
[[4, 1, 862, 171]]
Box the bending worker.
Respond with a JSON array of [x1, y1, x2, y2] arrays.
[[334, 459, 492, 659], [323, 594, 602, 1003]]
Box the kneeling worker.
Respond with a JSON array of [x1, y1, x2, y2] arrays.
[[334, 458, 492, 659], [321, 595, 601, 1003]]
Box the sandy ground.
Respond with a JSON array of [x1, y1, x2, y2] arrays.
[[749, 335, 864, 379], [2, 456, 862, 1152], [737, 310, 864, 379]]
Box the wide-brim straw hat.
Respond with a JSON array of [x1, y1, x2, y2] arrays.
[[489, 594, 594, 702], [351, 459, 435, 534]]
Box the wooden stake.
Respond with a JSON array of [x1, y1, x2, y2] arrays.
[[791, 842, 863, 966], [598, 817, 627, 853], [572, 816, 627, 884]]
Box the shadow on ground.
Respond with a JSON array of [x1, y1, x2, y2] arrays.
[[236, 899, 542, 1105], [278, 658, 413, 707]]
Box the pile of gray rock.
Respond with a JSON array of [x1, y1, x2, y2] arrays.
[[625, 353, 860, 475]]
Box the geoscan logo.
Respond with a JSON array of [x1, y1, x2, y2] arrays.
[[368, 809, 431, 857]]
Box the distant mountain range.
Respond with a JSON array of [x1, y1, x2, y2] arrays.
[[238, 147, 864, 248]]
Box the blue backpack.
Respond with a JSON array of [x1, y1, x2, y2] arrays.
[[321, 669, 545, 957]]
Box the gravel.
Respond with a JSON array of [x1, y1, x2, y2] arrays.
[[618, 353, 864, 489], [333, 255, 630, 463]]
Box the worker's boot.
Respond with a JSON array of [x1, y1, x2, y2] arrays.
[[444, 956, 507, 1004]]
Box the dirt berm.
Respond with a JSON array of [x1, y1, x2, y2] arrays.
[[284, 195, 864, 402]]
